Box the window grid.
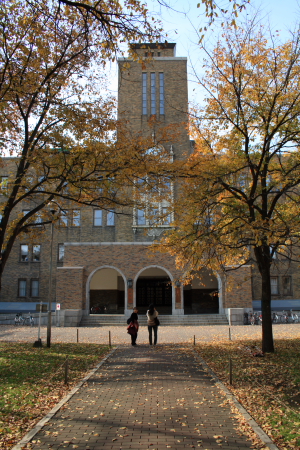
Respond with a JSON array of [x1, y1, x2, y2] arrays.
[[151, 73, 156, 115], [18, 279, 27, 297], [32, 245, 41, 262], [93, 209, 102, 226], [107, 209, 115, 226], [271, 277, 279, 295], [20, 244, 29, 262], [159, 73, 164, 115], [58, 244, 64, 262], [31, 279, 39, 297], [282, 276, 292, 295], [142, 73, 147, 115]]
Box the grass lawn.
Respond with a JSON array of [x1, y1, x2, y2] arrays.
[[195, 338, 300, 450], [0, 342, 111, 450]]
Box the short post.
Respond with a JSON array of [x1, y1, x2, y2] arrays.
[[229, 327, 231, 341], [64, 357, 69, 385], [193, 335, 196, 345], [229, 357, 232, 385], [109, 330, 111, 348], [77, 328, 79, 343]]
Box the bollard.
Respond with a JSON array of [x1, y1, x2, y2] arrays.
[[229, 357, 232, 385], [64, 357, 69, 385], [193, 335, 196, 345], [77, 328, 79, 343], [109, 330, 111, 348]]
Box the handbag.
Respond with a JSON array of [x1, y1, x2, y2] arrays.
[[127, 322, 136, 335], [154, 317, 160, 326]]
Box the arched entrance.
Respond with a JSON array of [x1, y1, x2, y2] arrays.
[[184, 269, 219, 314], [89, 267, 125, 314], [135, 267, 173, 315]]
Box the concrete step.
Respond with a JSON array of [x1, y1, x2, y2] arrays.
[[79, 314, 229, 327]]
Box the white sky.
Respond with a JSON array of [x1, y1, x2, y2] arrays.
[[107, 0, 300, 106]]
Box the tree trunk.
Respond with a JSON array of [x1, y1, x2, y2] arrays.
[[254, 244, 274, 353], [260, 265, 274, 353]]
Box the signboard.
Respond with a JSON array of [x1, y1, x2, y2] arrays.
[[56, 303, 61, 311]]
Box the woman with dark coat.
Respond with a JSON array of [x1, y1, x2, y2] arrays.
[[146, 304, 159, 345], [127, 307, 139, 346]]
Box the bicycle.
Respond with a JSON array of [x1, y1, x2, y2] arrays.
[[14, 313, 24, 325], [290, 310, 299, 323], [272, 312, 279, 323], [23, 313, 34, 326]]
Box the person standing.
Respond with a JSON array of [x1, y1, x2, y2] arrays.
[[127, 307, 139, 346], [146, 304, 159, 345]]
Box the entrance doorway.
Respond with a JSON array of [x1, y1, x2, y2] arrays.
[[89, 268, 125, 314], [136, 268, 172, 315], [184, 269, 219, 314]]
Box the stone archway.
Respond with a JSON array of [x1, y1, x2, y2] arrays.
[[183, 269, 220, 314], [87, 266, 126, 314], [135, 266, 174, 315]]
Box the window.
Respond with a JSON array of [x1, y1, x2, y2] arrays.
[[71, 210, 80, 227], [159, 73, 164, 115], [58, 244, 64, 262], [30, 279, 39, 297], [162, 207, 171, 225], [18, 279, 27, 297], [20, 245, 29, 262], [142, 73, 147, 115], [59, 210, 80, 227], [94, 209, 102, 226], [107, 209, 115, 226], [32, 245, 41, 262], [0, 176, 8, 191], [60, 210, 68, 227], [137, 209, 146, 225], [271, 277, 279, 295], [151, 73, 156, 115], [282, 276, 292, 295]]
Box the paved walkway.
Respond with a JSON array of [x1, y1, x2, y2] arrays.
[[17, 343, 272, 450]]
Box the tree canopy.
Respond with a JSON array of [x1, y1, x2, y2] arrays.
[[0, 0, 166, 286], [159, 21, 300, 352]]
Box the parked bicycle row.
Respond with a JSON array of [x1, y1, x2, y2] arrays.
[[14, 313, 35, 326], [244, 310, 299, 325]]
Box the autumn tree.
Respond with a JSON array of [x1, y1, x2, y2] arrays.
[[159, 21, 300, 353], [0, 0, 168, 289]]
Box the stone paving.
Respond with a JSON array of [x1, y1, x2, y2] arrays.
[[21, 343, 263, 450], [1, 323, 300, 345]]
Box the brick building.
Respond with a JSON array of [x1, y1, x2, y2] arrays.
[[0, 43, 298, 325]]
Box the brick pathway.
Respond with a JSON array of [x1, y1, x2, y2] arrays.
[[25, 344, 259, 450]]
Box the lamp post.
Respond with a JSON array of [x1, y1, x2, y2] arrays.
[[47, 210, 56, 347]]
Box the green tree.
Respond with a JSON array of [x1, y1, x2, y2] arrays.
[[159, 21, 300, 353]]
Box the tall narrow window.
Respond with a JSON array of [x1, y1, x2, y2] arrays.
[[31, 279, 39, 297], [32, 245, 41, 262], [20, 245, 29, 262], [142, 73, 147, 115], [71, 210, 80, 227], [107, 209, 115, 226], [58, 244, 64, 262], [159, 73, 164, 115], [282, 276, 292, 295], [94, 209, 102, 226], [18, 279, 27, 297], [270, 277, 279, 295], [137, 209, 146, 225], [151, 73, 156, 115]]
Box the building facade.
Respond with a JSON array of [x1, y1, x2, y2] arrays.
[[1, 43, 298, 325]]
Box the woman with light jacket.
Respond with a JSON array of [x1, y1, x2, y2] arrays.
[[146, 304, 159, 345]]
